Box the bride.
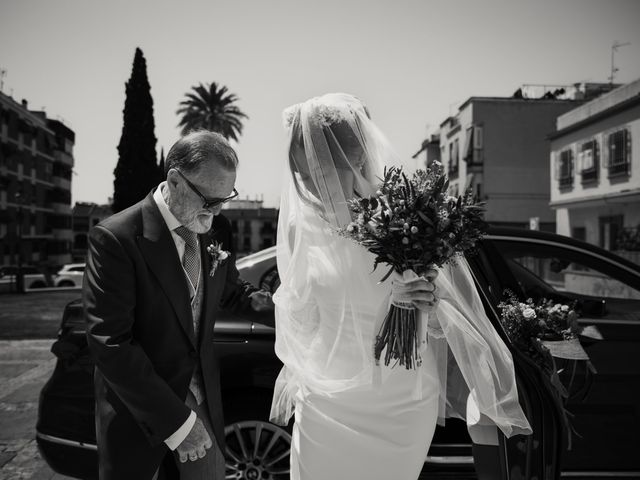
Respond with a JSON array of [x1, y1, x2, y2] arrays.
[[269, 93, 531, 480]]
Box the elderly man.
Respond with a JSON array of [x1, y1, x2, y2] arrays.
[[84, 131, 272, 479]]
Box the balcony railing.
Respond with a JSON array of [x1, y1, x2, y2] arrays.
[[558, 176, 573, 188], [608, 161, 630, 177], [580, 168, 598, 184], [53, 176, 71, 191], [54, 151, 74, 167]]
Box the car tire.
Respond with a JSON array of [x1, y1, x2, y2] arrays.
[[224, 420, 291, 480], [29, 281, 46, 289], [57, 280, 75, 288]]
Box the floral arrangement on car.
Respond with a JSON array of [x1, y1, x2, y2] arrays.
[[339, 162, 487, 369], [498, 291, 600, 447]]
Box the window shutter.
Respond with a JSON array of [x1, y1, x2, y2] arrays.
[[552, 152, 559, 180], [570, 148, 575, 177], [604, 133, 611, 167], [626, 128, 632, 173], [594, 137, 600, 169], [463, 127, 473, 161], [474, 126, 483, 149]]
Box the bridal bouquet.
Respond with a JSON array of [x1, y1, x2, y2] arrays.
[[339, 162, 487, 369]]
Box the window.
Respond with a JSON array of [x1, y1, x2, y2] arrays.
[[463, 126, 483, 164], [571, 227, 586, 242], [556, 149, 574, 188], [464, 127, 473, 162], [599, 215, 624, 251], [494, 240, 640, 307], [448, 139, 459, 178], [578, 139, 599, 183], [606, 128, 631, 176], [475, 182, 482, 200]]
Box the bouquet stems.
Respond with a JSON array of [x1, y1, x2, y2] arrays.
[[374, 304, 422, 369]]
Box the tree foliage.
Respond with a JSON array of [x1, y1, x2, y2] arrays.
[[112, 48, 162, 213], [177, 82, 248, 141]]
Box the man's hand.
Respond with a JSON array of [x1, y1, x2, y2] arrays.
[[250, 290, 274, 312], [176, 417, 212, 463], [392, 268, 439, 313]]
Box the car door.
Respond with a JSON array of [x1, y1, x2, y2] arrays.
[[488, 234, 640, 475]]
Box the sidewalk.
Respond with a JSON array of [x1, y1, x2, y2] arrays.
[[0, 340, 74, 480]]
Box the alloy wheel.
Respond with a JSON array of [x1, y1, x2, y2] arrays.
[[225, 420, 291, 480]]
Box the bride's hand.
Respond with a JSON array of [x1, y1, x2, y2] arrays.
[[391, 269, 439, 313]]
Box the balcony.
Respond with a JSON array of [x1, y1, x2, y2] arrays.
[[53, 176, 71, 191], [558, 176, 574, 189], [580, 168, 599, 184], [608, 161, 630, 178], [54, 151, 74, 167], [52, 203, 72, 215]]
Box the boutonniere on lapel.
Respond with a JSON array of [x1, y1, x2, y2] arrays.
[[206, 241, 230, 277]]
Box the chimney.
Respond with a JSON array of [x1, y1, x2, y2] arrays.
[[21, 99, 28, 109]]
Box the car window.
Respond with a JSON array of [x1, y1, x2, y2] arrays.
[[70, 267, 84, 272], [492, 239, 640, 320]]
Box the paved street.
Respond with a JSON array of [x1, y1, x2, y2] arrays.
[[0, 340, 74, 480]]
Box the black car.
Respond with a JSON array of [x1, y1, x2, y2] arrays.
[[36, 227, 640, 479]]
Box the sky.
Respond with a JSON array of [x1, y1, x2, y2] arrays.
[[1, 0, 639, 208]]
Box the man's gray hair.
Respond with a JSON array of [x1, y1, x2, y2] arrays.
[[165, 130, 238, 175]]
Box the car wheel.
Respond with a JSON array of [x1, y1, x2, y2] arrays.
[[58, 280, 75, 288], [224, 420, 291, 480], [29, 281, 46, 289]]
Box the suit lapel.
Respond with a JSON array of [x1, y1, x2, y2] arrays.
[[198, 227, 226, 351], [137, 193, 196, 348]]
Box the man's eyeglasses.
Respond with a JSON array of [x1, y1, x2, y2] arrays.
[[174, 169, 239, 209]]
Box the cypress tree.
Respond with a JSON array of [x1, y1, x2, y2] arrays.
[[112, 47, 161, 213], [158, 147, 166, 180]]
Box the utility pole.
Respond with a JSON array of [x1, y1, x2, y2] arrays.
[[609, 41, 631, 85]]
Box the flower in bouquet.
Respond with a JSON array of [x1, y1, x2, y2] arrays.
[[339, 162, 487, 369]]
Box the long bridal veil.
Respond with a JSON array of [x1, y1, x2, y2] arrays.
[[270, 93, 531, 438]]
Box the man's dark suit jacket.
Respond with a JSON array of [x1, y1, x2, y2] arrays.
[[83, 191, 258, 480]]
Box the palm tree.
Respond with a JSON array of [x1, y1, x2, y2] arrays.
[[176, 82, 248, 141]]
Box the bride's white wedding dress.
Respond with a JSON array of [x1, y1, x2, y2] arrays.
[[270, 93, 531, 480], [275, 207, 441, 479]]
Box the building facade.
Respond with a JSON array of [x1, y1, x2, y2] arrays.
[[0, 92, 75, 268], [550, 78, 640, 256], [222, 199, 278, 257], [426, 96, 582, 230], [72, 202, 112, 261]]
